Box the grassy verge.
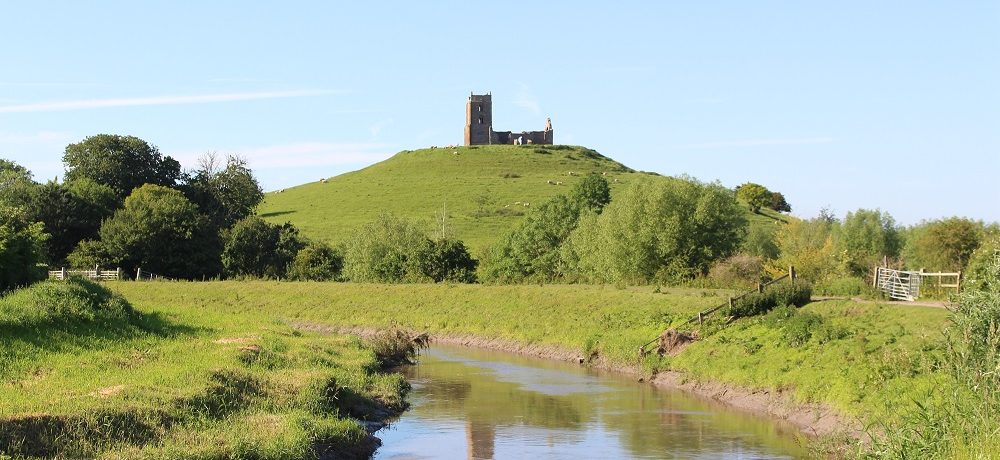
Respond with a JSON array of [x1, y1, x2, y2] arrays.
[[110, 281, 949, 433], [0, 278, 409, 459]]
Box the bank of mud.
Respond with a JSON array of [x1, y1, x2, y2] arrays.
[[289, 322, 865, 444]]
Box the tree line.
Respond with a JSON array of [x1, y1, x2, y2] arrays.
[[3, 134, 997, 293]]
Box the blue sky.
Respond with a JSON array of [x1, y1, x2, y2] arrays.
[[1, 1, 997, 224]]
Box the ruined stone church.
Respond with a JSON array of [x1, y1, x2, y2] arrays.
[[464, 92, 553, 146]]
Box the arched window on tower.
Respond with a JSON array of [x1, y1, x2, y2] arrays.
[[478, 117, 483, 124]]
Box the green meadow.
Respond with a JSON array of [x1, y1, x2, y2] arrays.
[[0, 279, 408, 459]]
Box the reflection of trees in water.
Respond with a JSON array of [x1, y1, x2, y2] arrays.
[[404, 351, 805, 458]]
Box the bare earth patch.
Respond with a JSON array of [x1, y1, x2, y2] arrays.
[[91, 385, 125, 398]]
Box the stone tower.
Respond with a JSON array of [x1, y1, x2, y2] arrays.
[[464, 93, 493, 145]]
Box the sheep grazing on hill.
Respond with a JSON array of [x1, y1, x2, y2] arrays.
[[602, 172, 607, 176], [567, 171, 576, 176], [514, 201, 522, 205], [547, 180, 554, 185], [555, 181, 563, 185], [320, 178, 327, 183], [523, 202, 530, 207], [613, 178, 620, 183]]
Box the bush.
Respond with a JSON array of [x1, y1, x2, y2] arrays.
[[707, 254, 765, 288], [726, 281, 812, 318], [222, 217, 304, 279], [288, 242, 343, 281], [0, 277, 134, 325], [417, 238, 477, 283], [814, 276, 868, 297]]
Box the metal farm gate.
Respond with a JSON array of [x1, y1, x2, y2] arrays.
[[875, 267, 922, 301]]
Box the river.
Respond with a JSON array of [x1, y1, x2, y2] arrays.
[[373, 344, 807, 459]]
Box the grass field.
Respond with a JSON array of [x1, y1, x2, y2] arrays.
[[258, 145, 788, 253], [111, 281, 949, 429], [0, 279, 408, 459]]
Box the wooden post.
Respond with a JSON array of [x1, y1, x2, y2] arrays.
[[94, 265, 100, 280], [136, 267, 142, 281], [698, 311, 703, 325], [116, 267, 122, 280], [789, 266, 796, 284], [61, 267, 67, 280], [728, 297, 734, 311], [757, 282, 763, 293]]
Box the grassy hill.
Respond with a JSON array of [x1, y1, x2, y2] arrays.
[[259, 144, 786, 253]]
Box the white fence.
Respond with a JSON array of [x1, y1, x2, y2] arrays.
[[48, 267, 122, 281]]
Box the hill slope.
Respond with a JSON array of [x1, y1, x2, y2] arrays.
[[259, 144, 786, 253]]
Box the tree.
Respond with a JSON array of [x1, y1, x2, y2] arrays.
[[837, 208, 901, 276], [26, 179, 117, 265], [341, 214, 431, 283], [736, 182, 771, 213], [222, 217, 304, 278], [70, 184, 220, 278], [564, 177, 747, 283], [479, 194, 582, 283], [0, 159, 38, 207], [904, 218, 983, 272], [571, 173, 611, 214], [0, 205, 48, 292], [183, 153, 264, 231], [288, 242, 343, 281], [770, 192, 791, 213], [63, 134, 181, 200], [418, 238, 478, 283], [767, 216, 838, 282]]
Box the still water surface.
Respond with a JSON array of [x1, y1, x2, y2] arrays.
[[374, 345, 806, 459]]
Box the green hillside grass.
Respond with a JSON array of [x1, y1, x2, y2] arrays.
[[258, 145, 787, 253]]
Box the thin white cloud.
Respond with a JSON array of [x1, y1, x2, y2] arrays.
[[172, 142, 394, 170], [513, 83, 541, 114], [0, 90, 339, 114], [369, 118, 394, 137], [675, 137, 835, 150], [0, 130, 75, 144]]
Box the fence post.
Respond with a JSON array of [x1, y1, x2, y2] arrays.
[[116, 267, 122, 280], [728, 297, 734, 311], [94, 265, 100, 280], [136, 267, 142, 281], [757, 282, 763, 293], [698, 311, 703, 325], [61, 267, 67, 280], [789, 266, 796, 284]]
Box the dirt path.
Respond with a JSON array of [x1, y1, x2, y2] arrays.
[[811, 295, 951, 309], [289, 321, 864, 442]]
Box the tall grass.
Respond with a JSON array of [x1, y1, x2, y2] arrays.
[[866, 253, 1000, 458]]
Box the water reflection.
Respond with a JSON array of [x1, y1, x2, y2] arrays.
[[374, 345, 806, 459]]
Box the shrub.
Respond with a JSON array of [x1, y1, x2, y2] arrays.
[[0, 206, 48, 293], [417, 238, 477, 283], [814, 276, 868, 297], [707, 254, 765, 288], [288, 242, 343, 281], [726, 281, 812, 318], [0, 277, 134, 325], [223, 217, 305, 279]]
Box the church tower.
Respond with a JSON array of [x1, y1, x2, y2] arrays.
[[464, 93, 493, 145]]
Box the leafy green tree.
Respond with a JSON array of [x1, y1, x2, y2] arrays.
[[766, 216, 838, 282], [0, 159, 38, 207], [770, 192, 791, 213], [837, 208, 901, 276], [222, 216, 304, 278], [418, 238, 478, 283], [70, 184, 220, 278], [565, 177, 747, 283], [288, 242, 343, 281], [480, 195, 582, 283], [63, 134, 181, 200], [736, 182, 771, 213], [183, 153, 264, 231], [26, 179, 117, 265], [342, 214, 430, 283], [0, 205, 48, 292], [964, 232, 999, 291], [904, 217, 984, 272], [571, 173, 611, 214], [741, 222, 781, 260]]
